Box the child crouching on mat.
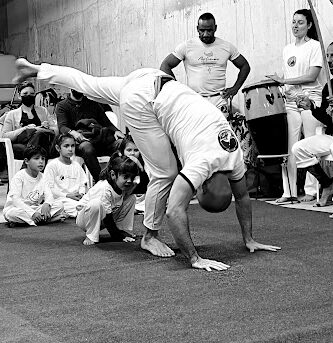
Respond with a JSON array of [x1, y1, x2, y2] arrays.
[[117, 135, 149, 214], [3, 145, 65, 227], [76, 152, 140, 245], [43, 133, 87, 218]]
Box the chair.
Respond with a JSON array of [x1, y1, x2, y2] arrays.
[[0, 138, 24, 190]]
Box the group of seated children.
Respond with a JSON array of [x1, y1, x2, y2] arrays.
[[3, 133, 149, 246]]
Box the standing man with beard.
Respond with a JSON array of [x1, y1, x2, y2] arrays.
[[160, 12, 250, 116], [56, 89, 124, 182]]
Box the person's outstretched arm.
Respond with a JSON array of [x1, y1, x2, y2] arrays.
[[166, 175, 231, 271], [229, 176, 281, 253]]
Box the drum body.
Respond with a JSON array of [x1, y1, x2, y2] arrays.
[[242, 80, 288, 156]]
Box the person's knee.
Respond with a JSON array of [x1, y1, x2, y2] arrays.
[[88, 199, 102, 212], [78, 141, 96, 157]]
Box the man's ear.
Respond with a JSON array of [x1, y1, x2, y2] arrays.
[[24, 158, 29, 165]]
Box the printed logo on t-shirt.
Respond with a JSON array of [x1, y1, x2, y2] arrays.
[[198, 51, 219, 64], [287, 56, 296, 67], [218, 129, 238, 152], [27, 190, 44, 205]]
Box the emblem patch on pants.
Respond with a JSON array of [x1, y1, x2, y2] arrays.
[[218, 129, 238, 152]]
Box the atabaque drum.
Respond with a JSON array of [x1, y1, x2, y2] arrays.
[[242, 80, 288, 156]]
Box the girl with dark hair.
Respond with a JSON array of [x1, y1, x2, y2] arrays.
[[267, 8, 324, 203], [117, 135, 149, 213], [43, 133, 87, 217], [76, 153, 140, 245]]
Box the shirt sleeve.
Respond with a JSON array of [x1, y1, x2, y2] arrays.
[[43, 179, 55, 205], [228, 42, 240, 61], [309, 41, 323, 68], [8, 175, 36, 217], [172, 41, 187, 61], [55, 102, 72, 134]]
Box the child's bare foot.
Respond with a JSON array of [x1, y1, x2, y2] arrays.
[[13, 58, 39, 84], [83, 237, 95, 246], [50, 211, 69, 223]]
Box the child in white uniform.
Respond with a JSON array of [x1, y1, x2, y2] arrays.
[[43, 133, 87, 217], [76, 153, 140, 245], [3, 145, 64, 226], [118, 135, 149, 213]]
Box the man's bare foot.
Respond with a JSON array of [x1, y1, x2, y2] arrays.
[[13, 58, 39, 84], [299, 194, 316, 202], [314, 184, 333, 207], [141, 231, 175, 257], [83, 237, 95, 246]]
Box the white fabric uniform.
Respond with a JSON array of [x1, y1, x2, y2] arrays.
[[281, 39, 323, 197], [43, 158, 88, 217], [3, 169, 64, 226], [292, 134, 333, 168], [37, 64, 245, 231], [76, 180, 135, 242], [173, 37, 240, 111]]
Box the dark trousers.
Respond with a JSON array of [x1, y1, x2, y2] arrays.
[[13, 130, 56, 159], [76, 141, 104, 182]]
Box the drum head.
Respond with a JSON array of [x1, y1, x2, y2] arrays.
[[242, 79, 280, 93]]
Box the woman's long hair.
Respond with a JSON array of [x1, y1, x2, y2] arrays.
[[294, 9, 318, 41]]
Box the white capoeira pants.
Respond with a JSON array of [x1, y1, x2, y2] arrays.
[[292, 134, 333, 169], [76, 194, 136, 243], [4, 200, 64, 226], [282, 103, 323, 197], [120, 75, 178, 231], [57, 197, 80, 218]]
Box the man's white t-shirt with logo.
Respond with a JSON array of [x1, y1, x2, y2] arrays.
[[173, 37, 240, 96]]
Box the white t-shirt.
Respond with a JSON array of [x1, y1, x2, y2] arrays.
[[173, 37, 240, 96], [153, 80, 245, 190], [43, 158, 87, 198], [283, 39, 323, 105], [4, 169, 53, 217], [77, 180, 123, 215]]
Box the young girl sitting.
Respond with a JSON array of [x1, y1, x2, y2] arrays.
[[76, 153, 140, 245], [43, 133, 88, 217], [118, 135, 149, 213], [3, 145, 65, 226]]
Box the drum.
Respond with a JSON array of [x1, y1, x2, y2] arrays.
[[242, 80, 288, 156]]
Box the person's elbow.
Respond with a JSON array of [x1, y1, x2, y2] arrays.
[[160, 59, 172, 74], [242, 61, 251, 75]]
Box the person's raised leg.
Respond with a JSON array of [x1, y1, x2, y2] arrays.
[[13, 58, 40, 84]]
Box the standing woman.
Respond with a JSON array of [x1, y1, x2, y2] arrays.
[[268, 9, 324, 203]]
